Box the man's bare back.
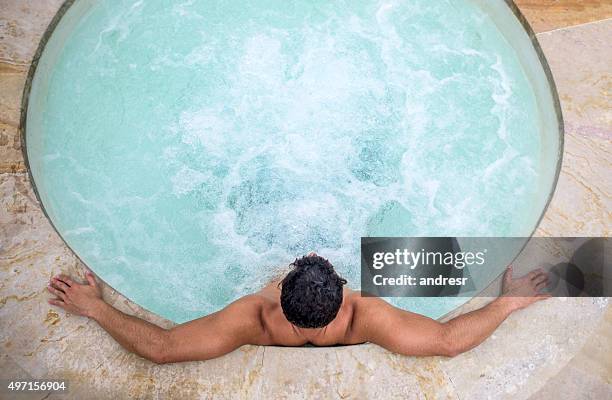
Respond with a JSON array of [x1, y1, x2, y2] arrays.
[[46, 254, 549, 364]]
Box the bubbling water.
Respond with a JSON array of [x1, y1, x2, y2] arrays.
[[39, 0, 541, 322]]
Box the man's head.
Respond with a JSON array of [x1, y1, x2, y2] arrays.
[[280, 254, 347, 329]]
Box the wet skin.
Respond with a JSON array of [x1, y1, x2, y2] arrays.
[[47, 254, 549, 364]]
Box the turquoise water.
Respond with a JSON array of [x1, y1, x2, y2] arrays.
[[33, 0, 543, 322]]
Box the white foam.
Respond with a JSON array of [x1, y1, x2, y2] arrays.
[[483, 147, 519, 180], [490, 55, 513, 141], [171, 166, 211, 197], [178, 108, 231, 155], [45, 0, 546, 319]]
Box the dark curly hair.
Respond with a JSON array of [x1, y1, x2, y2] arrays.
[[280, 254, 347, 328]]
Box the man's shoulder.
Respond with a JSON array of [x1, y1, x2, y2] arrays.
[[232, 293, 273, 312], [233, 293, 283, 323], [343, 290, 386, 310], [223, 295, 273, 338], [342, 292, 392, 326]]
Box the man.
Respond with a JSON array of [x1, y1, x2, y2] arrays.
[[47, 253, 549, 364]]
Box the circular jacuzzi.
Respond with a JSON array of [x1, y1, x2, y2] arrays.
[[22, 0, 562, 323]]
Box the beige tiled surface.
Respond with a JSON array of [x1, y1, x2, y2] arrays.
[[534, 20, 612, 237], [0, 0, 65, 174], [515, 0, 612, 33], [538, 21, 611, 140], [0, 57, 27, 173], [0, 1, 610, 399], [530, 305, 612, 399]]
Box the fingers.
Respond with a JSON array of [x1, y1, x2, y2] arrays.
[[50, 271, 97, 288], [532, 270, 547, 282], [531, 271, 547, 280], [503, 265, 513, 283], [51, 277, 70, 292], [526, 268, 546, 283], [47, 285, 66, 301], [85, 270, 98, 287], [530, 269, 548, 290], [55, 274, 74, 287], [535, 280, 548, 291], [48, 298, 64, 307], [529, 268, 545, 277], [536, 293, 551, 300], [534, 274, 548, 287]]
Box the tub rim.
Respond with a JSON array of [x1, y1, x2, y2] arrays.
[[18, 0, 565, 330]]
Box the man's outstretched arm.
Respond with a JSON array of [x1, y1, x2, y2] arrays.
[[352, 266, 550, 357], [47, 271, 266, 364]]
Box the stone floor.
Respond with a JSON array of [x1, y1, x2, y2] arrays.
[[1, 1, 610, 399]]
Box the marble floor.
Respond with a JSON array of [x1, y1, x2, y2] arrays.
[[1, 1, 610, 399]]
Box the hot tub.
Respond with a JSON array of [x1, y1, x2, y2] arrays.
[[22, 0, 562, 323]]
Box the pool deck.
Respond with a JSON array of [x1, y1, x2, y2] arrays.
[[1, 1, 611, 399]]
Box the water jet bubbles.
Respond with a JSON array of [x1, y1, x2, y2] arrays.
[[36, 0, 544, 321]]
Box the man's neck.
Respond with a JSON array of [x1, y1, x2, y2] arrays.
[[293, 325, 328, 342]]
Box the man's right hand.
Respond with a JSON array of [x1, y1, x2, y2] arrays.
[[501, 265, 551, 311]]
